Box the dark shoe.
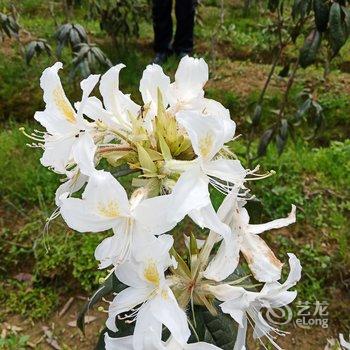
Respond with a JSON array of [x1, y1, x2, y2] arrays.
[[176, 51, 191, 60], [152, 52, 169, 65]]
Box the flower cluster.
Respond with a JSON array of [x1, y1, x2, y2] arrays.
[[30, 57, 302, 350]]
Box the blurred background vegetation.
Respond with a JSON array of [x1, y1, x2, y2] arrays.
[[0, 0, 349, 349]]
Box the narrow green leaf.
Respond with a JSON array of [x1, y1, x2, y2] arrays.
[[329, 2, 347, 56], [257, 128, 274, 157], [158, 133, 172, 161], [136, 144, 157, 174], [77, 274, 125, 334], [299, 29, 322, 68]]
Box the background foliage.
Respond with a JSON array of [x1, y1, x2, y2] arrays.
[[0, 0, 349, 348]]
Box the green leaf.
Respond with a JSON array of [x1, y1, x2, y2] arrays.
[[77, 273, 125, 334], [25, 41, 37, 65], [136, 144, 157, 174], [257, 128, 274, 157], [191, 304, 238, 349], [295, 98, 312, 121], [276, 134, 287, 155], [158, 133, 172, 161], [299, 29, 322, 68], [292, 0, 312, 20], [313, 0, 330, 32], [74, 23, 88, 42], [328, 2, 347, 56], [252, 104, 262, 127], [189, 232, 198, 255]]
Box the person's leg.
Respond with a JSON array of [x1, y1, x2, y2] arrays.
[[152, 0, 173, 53], [173, 0, 196, 55]]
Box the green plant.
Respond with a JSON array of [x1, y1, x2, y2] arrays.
[[88, 0, 150, 44], [245, 0, 350, 162], [71, 42, 112, 78], [0, 334, 30, 350], [0, 12, 19, 40], [55, 23, 88, 57], [25, 39, 52, 64]]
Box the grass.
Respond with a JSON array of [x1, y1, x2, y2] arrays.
[[0, 0, 349, 344], [0, 333, 30, 350]]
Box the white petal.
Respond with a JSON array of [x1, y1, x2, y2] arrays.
[[208, 284, 246, 303], [283, 253, 302, 289], [60, 171, 130, 232], [100, 64, 140, 125], [176, 111, 233, 161], [100, 64, 125, 114], [248, 205, 296, 235], [59, 194, 125, 232], [55, 171, 87, 206], [133, 302, 164, 350], [172, 56, 208, 103], [150, 288, 191, 346], [259, 254, 301, 307], [104, 334, 133, 350], [35, 62, 77, 134], [139, 64, 170, 119], [340, 334, 350, 350], [219, 290, 252, 327], [133, 194, 179, 236], [204, 231, 240, 281], [233, 315, 248, 350], [252, 312, 274, 340], [193, 98, 230, 119], [40, 135, 76, 174], [94, 221, 131, 269], [189, 204, 230, 237], [83, 171, 130, 213], [132, 234, 174, 269], [265, 290, 297, 308], [71, 132, 97, 176], [115, 260, 147, 288], [76, 74, 100, 122], [170, 166, 211, 222], [82, 96, 122, 129], [240, 234, 283, 283], [107, 286, 151, 332], [204, 159, 247, 185]]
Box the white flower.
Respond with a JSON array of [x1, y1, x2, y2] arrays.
[[138, 57, 230, 124], [59, 171, 178, 267], [169, 56, 208, 108], [105, 333, 221, 350], [340, 334, 350, 350], [82, 64, 140, 133], [165, 110, 246, 234], [168, 56, 230, 121], [34, 62, 100, 174], [204, 189, 296, 282], [139, 64, 171, 123], [208, 254, 302, 350], [54, 132, 97, 206], [106, 235, 191, 350]]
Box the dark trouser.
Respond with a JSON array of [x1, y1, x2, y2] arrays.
[[152, 0, 196, 54]]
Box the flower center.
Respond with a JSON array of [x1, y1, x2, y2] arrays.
[[97, 200, 119, 218], [199, 132, 214, 159], [144, 261, 160, 286]]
